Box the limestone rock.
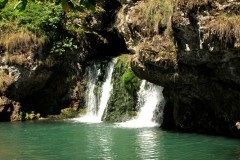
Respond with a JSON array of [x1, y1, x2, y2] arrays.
[[117, 0, 240, 137]]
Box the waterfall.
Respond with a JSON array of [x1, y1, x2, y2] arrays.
[[118, 80, 165, 128], [198, 21, 203, 49], [74, 58, 117, 123], [97, 59, 117, 121]]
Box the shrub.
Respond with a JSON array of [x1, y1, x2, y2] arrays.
[[206, 14, 240, 47], [3, 30, 43, 54], [122, 68, 140, 93], [122, 69, 135, 86], [133, 0, 173, 35], [0, 0, 63, 50]]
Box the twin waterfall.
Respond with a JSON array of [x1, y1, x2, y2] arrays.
[[74, 58, 165, 128]]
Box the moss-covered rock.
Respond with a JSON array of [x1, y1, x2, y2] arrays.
[[104, 55, 140, 122]]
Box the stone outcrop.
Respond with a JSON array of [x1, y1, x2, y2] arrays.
[[104, 55, 140, 122], [0, 96, 21, 121], [0, 0, 126, 121], [117, 0, 240, 137]]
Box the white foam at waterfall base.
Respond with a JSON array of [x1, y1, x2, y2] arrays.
[[118, 80, 165, 128], [73, 58, 117, 123]]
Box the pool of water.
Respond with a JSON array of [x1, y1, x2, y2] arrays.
[[0, 120, 240, 160]]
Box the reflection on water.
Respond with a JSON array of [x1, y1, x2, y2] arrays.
[[0, 121, 240, 160], [136, 130, 160, 160], [98, 127, 114, 159], [86, 125, 114, 160]]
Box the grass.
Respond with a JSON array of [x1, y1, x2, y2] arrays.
[[1, 30, 44, 65], [143, 0, 173, 33], [125, 0, 173, 36], [174, 0, 240, 48], [0, 0, 63, 59], [0, 0, 87, 65], [3, 53, 27, 65], [0, 0, 62, 35], [206, 13, 240, 47], [3, 30, 43, 54], [0, 0, 82, 66], [176, 0, 211, 9]]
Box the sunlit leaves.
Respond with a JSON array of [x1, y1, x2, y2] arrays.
[[14, 0, 28, 11], [4, 0, 100, 12], [0, 0, 8, 9]]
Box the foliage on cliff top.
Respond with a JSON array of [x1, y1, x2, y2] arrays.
[[0, 0, 64, 58], [206, 13, 240, 48], [176, 0, 236, 9], [0, 0, 90, 67], [176, 0, 211, 9], [0, 1, 62, 37], [0, 0, 99, 12], [138, 0, 173, 35], [3, 30, 43, 54]]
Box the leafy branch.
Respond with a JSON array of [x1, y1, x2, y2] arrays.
[[0, 0, 100, 12]]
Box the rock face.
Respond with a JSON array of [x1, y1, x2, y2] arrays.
[[0, 96, 21, 121], [117, 0, 240, 137], [1, 0, 240, 138], [0, 0, 126, 121], [104, 55, 140, 122]]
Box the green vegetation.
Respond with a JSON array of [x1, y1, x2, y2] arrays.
[[118, 54, 140, 92], [17, 111, 41, 121], [122, 69, 140, 94], [0, 0, 90, 117], [0, 0, 84, 67], [0, 0, 99, 12], [0, 1, 62, 36], [0, 1, 63, 65], [50, 37, 78, 55]]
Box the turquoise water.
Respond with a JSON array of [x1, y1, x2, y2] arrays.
[[0, 120, 240, 160]]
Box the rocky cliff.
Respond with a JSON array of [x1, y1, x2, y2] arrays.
[[0, 0, 126, 121], [117, 0, 240, 137], [1, 0, 240, 137]]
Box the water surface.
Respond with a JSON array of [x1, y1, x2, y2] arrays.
[[0, 120, 240, 160]]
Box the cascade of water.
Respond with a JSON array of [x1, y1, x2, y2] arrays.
[[198, 21, 203, 49], [74, 58, 117, 123], [118, 80, 165, 128], [85, 63, 100, 117], [97, 58, 117, 121]]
